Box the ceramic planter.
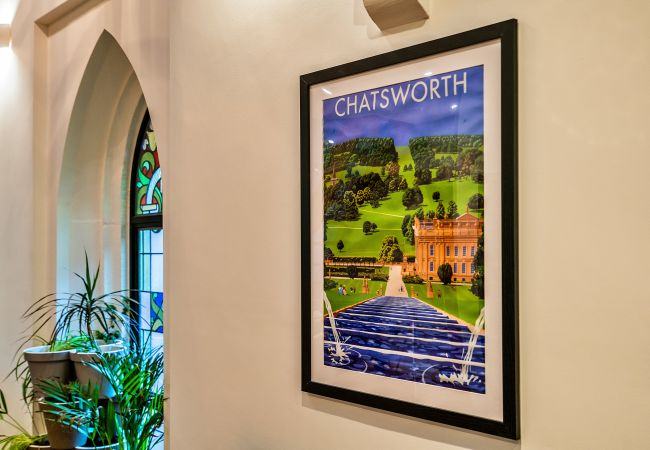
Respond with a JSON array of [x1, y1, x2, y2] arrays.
[[24, 346, 74, 396], [40, 401, 87, 450], [71, 344, 124, 398], [28, 444, 51, 450], [75, 442, 119, 449]]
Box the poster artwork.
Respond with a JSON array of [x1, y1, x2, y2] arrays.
[[322, 66, 486, 393]]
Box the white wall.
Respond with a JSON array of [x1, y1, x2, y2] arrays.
[[167, 1, 649, 449], [0, 0, 54, 435], [1, 0, 649, 448]]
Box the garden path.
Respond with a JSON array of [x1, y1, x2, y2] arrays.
[[384, 264, 407, 297]]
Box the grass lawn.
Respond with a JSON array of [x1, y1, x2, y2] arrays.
[[324, 278, 387, 314], [405, 282, 484, 326], [324, 146, 483, 258]]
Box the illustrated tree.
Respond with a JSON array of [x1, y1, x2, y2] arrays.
[[337, 240, 344, 253], [468, 192, 484, 210], [437, 263, 453, 285], [401, 214, 411, 237], [347, 265, 359, 279], [471, 231, 485, 299], [387, 161, 400, 178], [324, 246, 334, 261], [432, 191, 441, 201], [378, 236, 403, 263], [398, 178, 408, 191], [362, 221, 373, 235], [372, 223, 378, 231], [471, 154, 484, 183], [436, 156, 455, 180], [414, 168, 432, 185], [343, 190, 356, 206], [436, 201, 446, 219], [447, 200, 459, 219], [401, 186, 423, 209]]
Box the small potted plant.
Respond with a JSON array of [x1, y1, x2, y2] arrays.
[[36, 381, 87, 450], [37, 381, 118, 450], [15, 254, 134, 400]]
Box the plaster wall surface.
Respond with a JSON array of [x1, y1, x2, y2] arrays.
[[167, 1, 650, 449], [0, 0, 648, 448], [0, 0, 59, 434]]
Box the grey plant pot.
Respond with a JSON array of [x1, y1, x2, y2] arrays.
[[40, 402, 87, 450], [75, 443, 119, 449], [24, 346, 74, 397], [71, 344, 124, 399]]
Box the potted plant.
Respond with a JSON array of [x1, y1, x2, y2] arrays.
[[38, 334, 164, 450], [14, 254, 134, 401], [5, 254, 164, 449], [90, 336, 164, 450], [69, 343, 124, 400], [36, 381, 87, 450], [0, 388, 49, 450], [37, 382, 118, 450]]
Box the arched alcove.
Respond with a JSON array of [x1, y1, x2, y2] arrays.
[[57, 30, 148, 295]]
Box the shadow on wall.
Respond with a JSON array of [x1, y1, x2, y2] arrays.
[[302, 394, 521, 450]]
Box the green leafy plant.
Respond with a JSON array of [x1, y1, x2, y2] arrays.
[[21, 253, 134, 350], [0, 389, 48, 450], [38, 380, 116, 447], [89, 337, 164, 450], [9, 253, 138, 404], [39, 335, 165, 450]]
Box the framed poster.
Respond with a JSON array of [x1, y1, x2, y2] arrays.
[[300, 20, 518, 439]]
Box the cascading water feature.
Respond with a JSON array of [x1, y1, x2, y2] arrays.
[[323, 291, 350, 364], [439, 306, 485, 386]]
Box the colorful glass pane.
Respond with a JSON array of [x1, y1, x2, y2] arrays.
[[138, 228, 164, 348], [134, 120, 163, 216]]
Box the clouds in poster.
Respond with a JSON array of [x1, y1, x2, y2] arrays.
[[323, 66, 484, 146]]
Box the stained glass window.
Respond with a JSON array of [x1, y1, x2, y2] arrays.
[[134, 119, 163, 216], [137, 229, 164, 347], [130, 111, 163, 346]]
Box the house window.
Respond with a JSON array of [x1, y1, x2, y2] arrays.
[[471, 263, 475, 273], [429, 244, 434, 256], [471, 246, 475, 256], [429, 261, 434, 272], [462, 263, 466, 274], [130, 111, 163, 349], [454, 246, 458, 257], [446, 246, 450, 257], [453, 263, 457, 273], [462, 246, 466, 256]]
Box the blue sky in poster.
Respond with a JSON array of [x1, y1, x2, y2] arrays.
[[323, 65, 483, 146]]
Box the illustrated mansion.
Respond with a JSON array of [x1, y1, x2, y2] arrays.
[[413, 212, 483, 283]]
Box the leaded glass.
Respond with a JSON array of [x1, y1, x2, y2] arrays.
[[134, 121, 163, 216], [138, 228, 164, 349]]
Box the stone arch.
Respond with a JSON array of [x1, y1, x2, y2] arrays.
[[57, 30, 149, 295]]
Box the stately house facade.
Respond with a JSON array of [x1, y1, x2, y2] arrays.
[[413, 212, 483, 283]]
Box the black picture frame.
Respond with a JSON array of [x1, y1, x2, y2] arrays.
[[300, 19, 518, 439]]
